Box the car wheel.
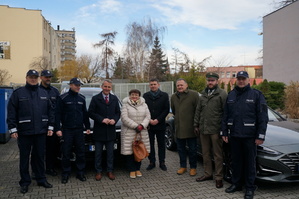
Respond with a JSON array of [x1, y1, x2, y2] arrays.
[[165, 125, 177, 151]]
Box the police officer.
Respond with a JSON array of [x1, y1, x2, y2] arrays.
[[7, 70, 54, 194], [194, 72, 227, 188], [55, 78, 90, 184], [221, 71, 268, 199], [40, 70, 60, 175]]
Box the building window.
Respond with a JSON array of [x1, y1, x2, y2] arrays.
[[0, 41, 11, 59], [221, 72, 225, 78], [226, 72, 230, 78], [232, 71, 236, 78]]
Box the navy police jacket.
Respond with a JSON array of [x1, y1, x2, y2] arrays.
[[55, 89, 90, 130], [7, 83, 55, 135], [221, 84, 268, 140], [40, 84, 60, 108]]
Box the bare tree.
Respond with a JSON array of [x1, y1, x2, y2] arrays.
[[0, 69, 12, 85], [275, 0, 297, 8], [29, 56, 50, 71], [124, 18, 166, 81], [94, 31, 118, 79]]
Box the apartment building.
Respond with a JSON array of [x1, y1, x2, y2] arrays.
[[56, 26, 76, 65], [0, 5, 61, 85]]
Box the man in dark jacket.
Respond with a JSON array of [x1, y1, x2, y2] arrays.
[[88, 80, 120, 181], [221, 71, 268, 199], [31, 70, 60, 177], [7, 70, 54, 194], [143, 78, 170, 171], [55, 78, 90, 184], [194, 72, 227, 188]]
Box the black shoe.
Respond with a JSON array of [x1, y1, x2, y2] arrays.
[[76, 174, 86, 182], [225, 185, 242, 193], [37, 181, 53, 188], [46, 169, 58, 176], [244, 190, 254, 199], [159, 164, 167, 171], [61, 176, 69, 184], [146, 163, 156, 170], [20, 186, 28, 194]]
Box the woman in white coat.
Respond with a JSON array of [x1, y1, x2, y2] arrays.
[[121, 89, 151, 178]]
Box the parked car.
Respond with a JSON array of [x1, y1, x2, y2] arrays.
[[61, 87, 122, 160], [165, 107, 299, 182]]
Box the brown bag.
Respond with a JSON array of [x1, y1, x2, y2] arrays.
[[132, 133, 149, 162]]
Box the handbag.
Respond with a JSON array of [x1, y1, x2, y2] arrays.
[[132, 133, 149, 162]]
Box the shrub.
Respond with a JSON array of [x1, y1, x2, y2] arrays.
[[284, 81, 299, 119]]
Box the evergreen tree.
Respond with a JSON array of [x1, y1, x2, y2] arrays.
[[147, 36, 168, 81], [227, 83, 231, 93], [220, 81, 225, 89]]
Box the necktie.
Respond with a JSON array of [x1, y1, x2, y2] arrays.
[[105, 96, 109, 104]]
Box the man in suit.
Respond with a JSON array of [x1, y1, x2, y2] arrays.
[[88, 79, 121, 181]]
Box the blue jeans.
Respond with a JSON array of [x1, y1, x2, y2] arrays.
[[95, 140, 114, 173], [176, 137, 197, 169]]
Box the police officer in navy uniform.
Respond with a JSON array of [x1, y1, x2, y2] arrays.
[[55, 78, 90, 184], [7, 70, 54, 194], [221, 71, 268, 199], [40, 70, 60, 176]]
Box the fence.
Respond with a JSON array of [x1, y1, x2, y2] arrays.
[[11, 81, 174, 100]]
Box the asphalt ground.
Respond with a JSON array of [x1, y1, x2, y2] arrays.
[[1, 138, 299, 199]]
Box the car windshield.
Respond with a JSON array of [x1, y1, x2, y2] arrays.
[[79, 88, 103, 108], [268, 108, 285, 122]]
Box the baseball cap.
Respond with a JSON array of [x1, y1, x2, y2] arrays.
[[236, 71, 249, 78], [41, 70, 53, 77], [26, 69, 39, 77], [69, 78, 83, 85]]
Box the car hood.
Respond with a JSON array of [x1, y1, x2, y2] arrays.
[[263, 124, 299, 153], [269, 120, 299, 133]]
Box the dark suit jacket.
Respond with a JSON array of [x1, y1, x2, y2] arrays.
[[88, 92, 120, 141]]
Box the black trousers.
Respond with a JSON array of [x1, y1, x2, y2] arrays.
[[18, 133, 47, 186], [61, 128, 85, 177], [230, 137, 257, 191], [148, 129, 166, 164], [125, 154, 141, 172]]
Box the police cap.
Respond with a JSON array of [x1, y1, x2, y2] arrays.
[[26, 69, 39, 77], [41, 70, 53, 77], [236, 71, 249, 78], [69, 78, 83, 85]]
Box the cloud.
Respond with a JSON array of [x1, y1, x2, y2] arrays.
[[77, 0, 123, 19], [151, 0, 274, 30], [168, 40, 262, 66]]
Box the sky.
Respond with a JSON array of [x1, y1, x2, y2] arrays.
[[1, 0, 279, 68]]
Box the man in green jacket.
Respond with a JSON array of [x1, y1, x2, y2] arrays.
[[171, 78, 200, 176], [194, 72, 227, 188]]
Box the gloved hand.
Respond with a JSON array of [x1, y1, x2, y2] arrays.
[[194, 127, 200, 136], [135, 124, 143, 133]]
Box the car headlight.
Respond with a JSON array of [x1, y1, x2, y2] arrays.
[[257, 146, 282, 156]]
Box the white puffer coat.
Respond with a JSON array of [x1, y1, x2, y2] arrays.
[[120, 97, 151, 155]]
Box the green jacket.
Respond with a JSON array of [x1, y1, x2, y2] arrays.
[[194, 86, 227, 135], [171, 89, 199, 139]]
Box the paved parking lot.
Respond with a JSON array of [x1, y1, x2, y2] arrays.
[[1, 138, 299, 199]]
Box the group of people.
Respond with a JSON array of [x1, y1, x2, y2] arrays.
[[7, 69, 268, 199], [171, 71, 268, 199]]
